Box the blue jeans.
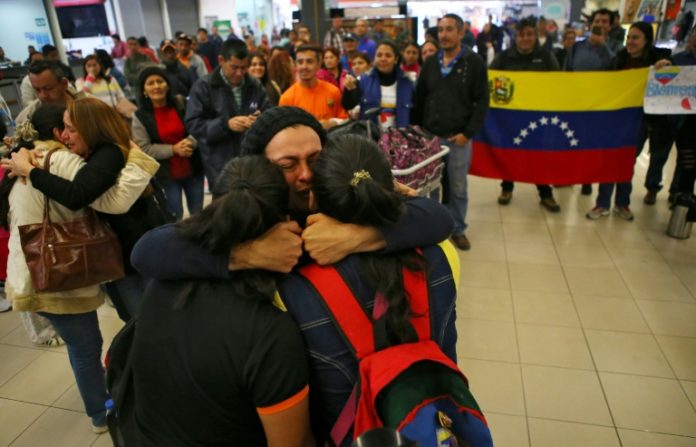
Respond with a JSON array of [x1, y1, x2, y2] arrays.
[[37, 311, 108, 426], [442, 140, 472, 235], [596, 119, 646, 209], [164, 174, 204, 220], [103, 274, 148, 322]]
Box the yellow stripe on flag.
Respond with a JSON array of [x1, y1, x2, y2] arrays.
[[488, 68, 649, 111]]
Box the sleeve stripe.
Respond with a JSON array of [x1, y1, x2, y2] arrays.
[[256, 385, 309, 416]]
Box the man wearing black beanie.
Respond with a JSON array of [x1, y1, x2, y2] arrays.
[[132, 106, 455, 278]]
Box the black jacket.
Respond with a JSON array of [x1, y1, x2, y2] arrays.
[[411, 48, 489, 139], [611, 45, 672, 70], [185, 69, 269, 188], [489, 45, 560, 71]]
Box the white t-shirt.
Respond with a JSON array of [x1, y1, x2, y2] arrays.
[[379, 83, 397, 131]]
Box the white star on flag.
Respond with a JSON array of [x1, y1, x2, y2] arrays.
[[570, 139, 579, 147], [520, 129, 529, 137], [560, 122, 569, 130], [529, 122, 538, 130], [513, 137, 522, 145], [566, 130, 574, 138], [539, 117, 549, 125], [551, 116, 560, 125]]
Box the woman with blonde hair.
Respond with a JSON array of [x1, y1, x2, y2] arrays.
[[2, 97, 164, 321], [0, 102, 157, 433]]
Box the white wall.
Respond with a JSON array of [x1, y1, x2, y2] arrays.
[[199, 0, 241, 34], [0, 0, 53, 63]]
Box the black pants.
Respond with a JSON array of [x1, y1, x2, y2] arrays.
[[675, 115, 696, 195], [501, 181, 553, 199]]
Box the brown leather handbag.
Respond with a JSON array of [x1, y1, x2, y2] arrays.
[[18, 149, 125, 292]]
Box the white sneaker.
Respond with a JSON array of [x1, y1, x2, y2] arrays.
[[92, 422, 108, 434], [0, 296, 11, 313], [613, 206, 635, 221], [586, 207, 609, 220]]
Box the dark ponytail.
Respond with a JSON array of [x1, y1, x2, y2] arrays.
[[312, 134, 425, 344], [0, 103, 66, 229], [312, 134, 403, 226], [175, 156, 288, 300]]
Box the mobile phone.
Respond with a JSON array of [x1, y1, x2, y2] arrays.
[[591, 26, 603, 36]]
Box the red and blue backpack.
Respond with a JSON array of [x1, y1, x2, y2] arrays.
[[298, 262, 493, 447]]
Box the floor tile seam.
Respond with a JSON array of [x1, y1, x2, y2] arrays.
[[616, 230, 696, 300], [649, 335, 696, 414], [0, 346, 69, 390], [615, 426, 696, 439], [614, 266, 696, 303], [499, 233, 532, 447], [49, 403, 83, 414], [523, 414, 620, 429], [546, 254, 622, 436], [0, 340, 68, 354], [528, 414, 696, 439], [517, 360, 688, 380], [6, 403, 51, 446]]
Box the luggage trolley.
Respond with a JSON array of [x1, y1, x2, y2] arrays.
[[391, 145, 450, 198]]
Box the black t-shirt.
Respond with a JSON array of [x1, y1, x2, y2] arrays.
[[131, 279, 309, 447]]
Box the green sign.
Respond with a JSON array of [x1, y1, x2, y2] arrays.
[[213, 20, 233, 39]]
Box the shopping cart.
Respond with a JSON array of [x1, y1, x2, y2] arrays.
[[391, 145, 450, 198]]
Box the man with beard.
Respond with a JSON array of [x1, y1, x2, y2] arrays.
[[412, 13, 489, 251], [279, 45, 347, 129], [132, 106, 455, 284], [159, 39, 197, 96]]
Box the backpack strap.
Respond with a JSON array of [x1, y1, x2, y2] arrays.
[[298, 263, 375, 359]]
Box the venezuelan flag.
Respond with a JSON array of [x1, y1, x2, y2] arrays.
[[471, 69, 649, 184]]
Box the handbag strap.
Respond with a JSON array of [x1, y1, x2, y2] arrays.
[[40, 148, 62, 224]]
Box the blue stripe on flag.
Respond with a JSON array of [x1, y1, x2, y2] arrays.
[[475, 108, 643, 151]]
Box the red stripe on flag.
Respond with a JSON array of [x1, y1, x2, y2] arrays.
[[470, 142, 636, 184]]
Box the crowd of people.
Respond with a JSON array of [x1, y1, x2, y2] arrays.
[[0, 8, 695, 446]]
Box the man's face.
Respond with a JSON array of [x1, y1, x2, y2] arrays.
[[298, 27, 311, 43], [218, 55, 249, 86], [265, 125, 322, 213], [177, 39, 192, 56], [374, 21, 383, 32], [30, 70, 68, 104], [127, 40, 139, 54], [45, 50, 60, 61], [592, 13, 612, 34], [515, 26, 537, 54], [30, 52, 44, 64], [161, 47, 177, 62], [0, 48, 5, 58], [344, 39, 357, 53], [295, 50, 319, 82], [355, 20, 368, 37], [563, 31, 577, 49], [332, 17, 342, 30], [198, 31, 208, 43], [438, 18, 464, 51]]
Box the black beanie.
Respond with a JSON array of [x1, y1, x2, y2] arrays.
[[241, 106, 327, 156]]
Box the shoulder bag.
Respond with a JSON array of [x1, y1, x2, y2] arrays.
[[18, 149, 125, 292]]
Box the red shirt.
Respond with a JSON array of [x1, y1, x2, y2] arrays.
[[153, 106, 192, 180]]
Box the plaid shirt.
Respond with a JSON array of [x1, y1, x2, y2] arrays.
[[323, 28, 345, 54]]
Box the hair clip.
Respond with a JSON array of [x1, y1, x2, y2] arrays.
[[350, 170, 372, 187]]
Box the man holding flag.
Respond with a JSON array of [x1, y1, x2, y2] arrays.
[[412, 13, 489, 251], [490, 17, 562, 212]]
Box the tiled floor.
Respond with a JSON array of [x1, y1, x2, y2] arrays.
[[0, 151, 694, 446]]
